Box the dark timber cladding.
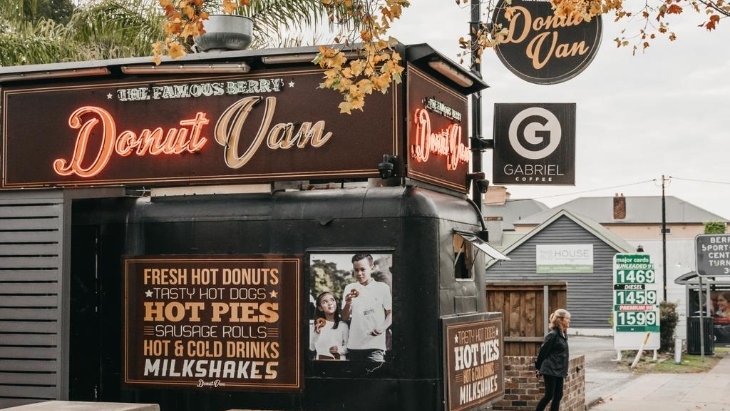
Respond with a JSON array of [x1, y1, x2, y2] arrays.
[[0, 191, 64, 408]]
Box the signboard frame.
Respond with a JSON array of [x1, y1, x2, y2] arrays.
[[491, 0, 603, 84], [612, 253, 660, 350], [536, 244, 593, 274], [123, 254, 302, 391], [442, 312, 504, 411], [492, 103, 576, 186], [1, 69, 399, 189], [406, 65, 471, 193], [695, 234, 730, 277]]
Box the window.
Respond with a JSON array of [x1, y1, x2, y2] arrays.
[[453, 230, 510, 280], [453, 234, 473, 279], [454, 230, 509, 261]]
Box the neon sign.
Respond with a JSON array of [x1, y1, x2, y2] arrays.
[[52, 96, 335, 177], [1, 69, 400, 189], [410, 108, 469, 171], [53, 106, 209, 178]]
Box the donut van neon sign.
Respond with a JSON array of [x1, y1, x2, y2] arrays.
[[1, 70, 398, 188], [53, 96, 333, 178], [404, 65, 471, 193], [410, 98, 470, 172]]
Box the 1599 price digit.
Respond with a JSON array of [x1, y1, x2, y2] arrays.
[[616, 311, 658, 326], [615, 270, 655, 284]]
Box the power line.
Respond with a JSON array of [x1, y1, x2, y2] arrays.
[[526, 179, 656, 201], [671, 176, 730, 186], [484, 176, 730, 206], [482, 179, 656, 206]]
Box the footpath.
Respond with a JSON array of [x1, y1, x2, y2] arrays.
[[574, 335, 730, 411]]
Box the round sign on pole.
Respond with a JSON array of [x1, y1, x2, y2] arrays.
[[491, 0, 602, 84]]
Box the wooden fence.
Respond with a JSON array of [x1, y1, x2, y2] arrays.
[[486, 281, 567, 356]]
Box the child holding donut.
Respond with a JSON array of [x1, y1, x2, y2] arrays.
[[341, 253, 392, 362], [310, 291, 349, 360]]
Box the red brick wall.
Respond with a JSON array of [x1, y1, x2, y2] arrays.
[[493, 356, 585, 411]]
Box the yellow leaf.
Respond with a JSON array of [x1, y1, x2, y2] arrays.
[[338, 101, 353, 114], [222, 0, 238, 14], [356, 78, 374, 95], [371, 73, 392, 91], [349, 59, 365, 76], [168, 41, 187, 59], [349, 98, 365, 111]]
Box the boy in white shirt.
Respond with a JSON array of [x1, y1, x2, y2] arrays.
[[341, 254, 392, 362]]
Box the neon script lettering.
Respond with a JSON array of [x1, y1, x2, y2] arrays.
[[215, 96, 332, 169], [410, 108, 469, 170], [53, 106, 208, 177], [53, 97, 334, 177]]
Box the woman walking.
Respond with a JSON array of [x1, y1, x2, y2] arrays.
[[535, 309, 571, 411]]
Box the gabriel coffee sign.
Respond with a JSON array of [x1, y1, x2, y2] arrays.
[[492, 0, 602, 84]]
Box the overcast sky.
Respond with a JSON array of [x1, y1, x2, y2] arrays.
[[388, 1, 730, 220]]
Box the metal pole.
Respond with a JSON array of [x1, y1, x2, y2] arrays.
[[470, 0, 483, 211], [699, 276, 705, 359], [542, 284, 550, 335], [662, 175, 667, 302]]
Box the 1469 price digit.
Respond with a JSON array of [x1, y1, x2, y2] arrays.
[[616, 311, 658, 327], [615, 269, 655, 284]]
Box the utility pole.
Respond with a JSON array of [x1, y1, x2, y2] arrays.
[[661, 175, 668, 301]]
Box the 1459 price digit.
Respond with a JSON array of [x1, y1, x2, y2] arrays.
[[615, 290, 658, 305], [616, 311, 658, 327], [615, 269, 655, 284]]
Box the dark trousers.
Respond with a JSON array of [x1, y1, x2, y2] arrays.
[[536, 374, 564, 411], [347, 348, 385, 362]]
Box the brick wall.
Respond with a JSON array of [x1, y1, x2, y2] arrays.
[[493, 356, 585, 411]]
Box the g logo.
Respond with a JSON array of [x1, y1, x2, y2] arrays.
[[508, 107, 561, 160]]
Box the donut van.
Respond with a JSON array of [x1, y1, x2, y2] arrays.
[[0, 43, 505, 411]]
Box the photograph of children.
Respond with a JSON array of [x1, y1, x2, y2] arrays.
[[309, 253, 393, 362]]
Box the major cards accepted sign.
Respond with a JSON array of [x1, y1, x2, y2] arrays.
[[612, 253, 660, 350]]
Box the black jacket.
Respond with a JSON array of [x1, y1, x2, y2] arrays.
[[535, 328, 569, 377]]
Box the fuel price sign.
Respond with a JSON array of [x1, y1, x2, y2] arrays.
[[614, 288, 658, 305], [613, 253, 660, 351]]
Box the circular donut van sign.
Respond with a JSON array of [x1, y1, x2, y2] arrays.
[[492, 0, 602, 84]]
